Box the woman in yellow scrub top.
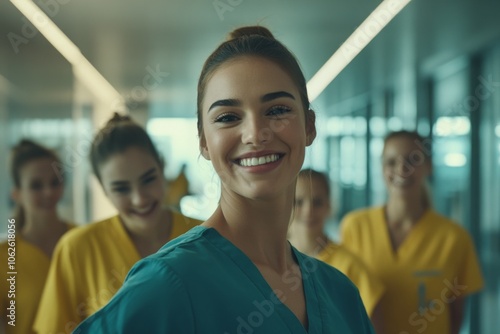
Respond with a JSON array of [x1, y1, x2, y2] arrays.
[[33, 114, 200, 334], [341, 130, 484, 334], [288, 168, 385, 332], [0, 139, 74, 334]]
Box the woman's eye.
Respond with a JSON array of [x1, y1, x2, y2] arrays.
[[384, 159, 396, 167], [313, 199, 324, 207], [214, 113, 239, 123], [113, 187, 129, 194], [143, 176, 156, 184], [268, 105, 291, 117], [30, 181, 43, 191], [51, 178, 62, 187]]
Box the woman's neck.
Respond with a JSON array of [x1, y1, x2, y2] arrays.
[[21, 211, 64, 237], [386, 195, 427, 227], [206, 192, 295, 273], [123, 207, 172, 246], [21, 211, 68, 257], [288, 224, 327, 257]]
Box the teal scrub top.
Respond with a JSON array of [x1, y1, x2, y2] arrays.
[[74, 226, 374, 334]]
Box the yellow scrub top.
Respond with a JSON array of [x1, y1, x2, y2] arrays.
[[341, 207, 484, 334], [316, 240, 385, 317], [33, 211, 200, 334], [0, 223, 74, 334]]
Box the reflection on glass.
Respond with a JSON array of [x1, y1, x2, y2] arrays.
[[370, 116, 386, 137], [387, 116, 403, 131], [340, 136, 355, 186], [434, 116, 470, 136]]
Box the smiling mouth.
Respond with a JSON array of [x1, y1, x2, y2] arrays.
[[392, 178, 412, 186], [131, 202, 157, 216], [236, 154, 282, 167]]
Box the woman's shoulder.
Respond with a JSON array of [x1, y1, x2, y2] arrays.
[[141, 226, 214, 272], [157, 225, 208, 254], [323, 242, 369, 269], [76, 250, 197, 333], [55, 215, 122, 249], [297, 250, 359, 293], [341, 206, 383, 228], [425, 210, 473, 239], [169, 208, 203, 233]]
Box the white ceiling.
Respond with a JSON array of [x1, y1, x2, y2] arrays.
[[1, 0, 499, 118]]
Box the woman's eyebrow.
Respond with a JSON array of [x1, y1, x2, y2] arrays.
[[139, 168, 156, 180], [208, 91, 295, 112], [208, 98, 241, 112], [110, 180, 129, 187], [261, 91, 295, 102]]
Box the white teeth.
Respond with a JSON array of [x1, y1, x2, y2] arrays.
[[393, 179, 410, 186], [134, 204, 153, 214], [239, 154, 280, 167]]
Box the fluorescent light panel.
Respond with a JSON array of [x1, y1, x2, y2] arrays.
[[10, 0, 123, 105], [307, 0, 412, 102]]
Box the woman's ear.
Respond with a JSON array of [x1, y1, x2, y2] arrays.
[[305, 110, 317, 146], [200, 135, 210, 160]]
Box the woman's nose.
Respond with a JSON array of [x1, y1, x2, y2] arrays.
[[241, 115, 273, 146], [131, 188, 149, 207], [395, 157, 414, 177]]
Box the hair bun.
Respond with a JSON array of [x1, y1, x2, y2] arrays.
[[227, 26, 275, 41], [16, 139, 38, 148], [12, 139, 41, 153], [106, 112, 132, 126]]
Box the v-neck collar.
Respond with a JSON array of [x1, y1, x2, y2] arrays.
[[17, 235, 51, 261], [113, 216, 142, 263], [199, 226, 321, 334], [16, 222, 74, 260], [378, 207, 431, 260]]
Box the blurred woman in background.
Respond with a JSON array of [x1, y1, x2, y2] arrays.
[[33, 113, 200, 334], [341, 130, 484, 334], [288, 168, 385, 332], [0, 139, 73, 334]]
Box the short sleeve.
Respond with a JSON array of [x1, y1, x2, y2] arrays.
[[73, 259, 195, 334], [344, 256, 385, 317], [34, 238, 84, 334], [456, 231, 484, 296]]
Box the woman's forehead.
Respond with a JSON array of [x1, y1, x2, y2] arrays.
[[20, 158, 57, 176], [203, 56, 300, 107]]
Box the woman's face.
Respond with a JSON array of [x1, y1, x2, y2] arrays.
[[13, 157, 64, 217], [99, 146, 166, 226], [382, 136, 431, 198], [200, 56, 316, 201], [293, 176, 331, 233]]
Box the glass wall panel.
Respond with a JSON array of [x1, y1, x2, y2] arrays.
[[479, 44, 500, 334]]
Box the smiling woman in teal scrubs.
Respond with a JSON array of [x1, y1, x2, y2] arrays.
[[74, 26, 375, 334]]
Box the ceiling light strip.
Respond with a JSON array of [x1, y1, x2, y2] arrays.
[[307, 0, 412, 102], [10, 0, 123, 105]]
